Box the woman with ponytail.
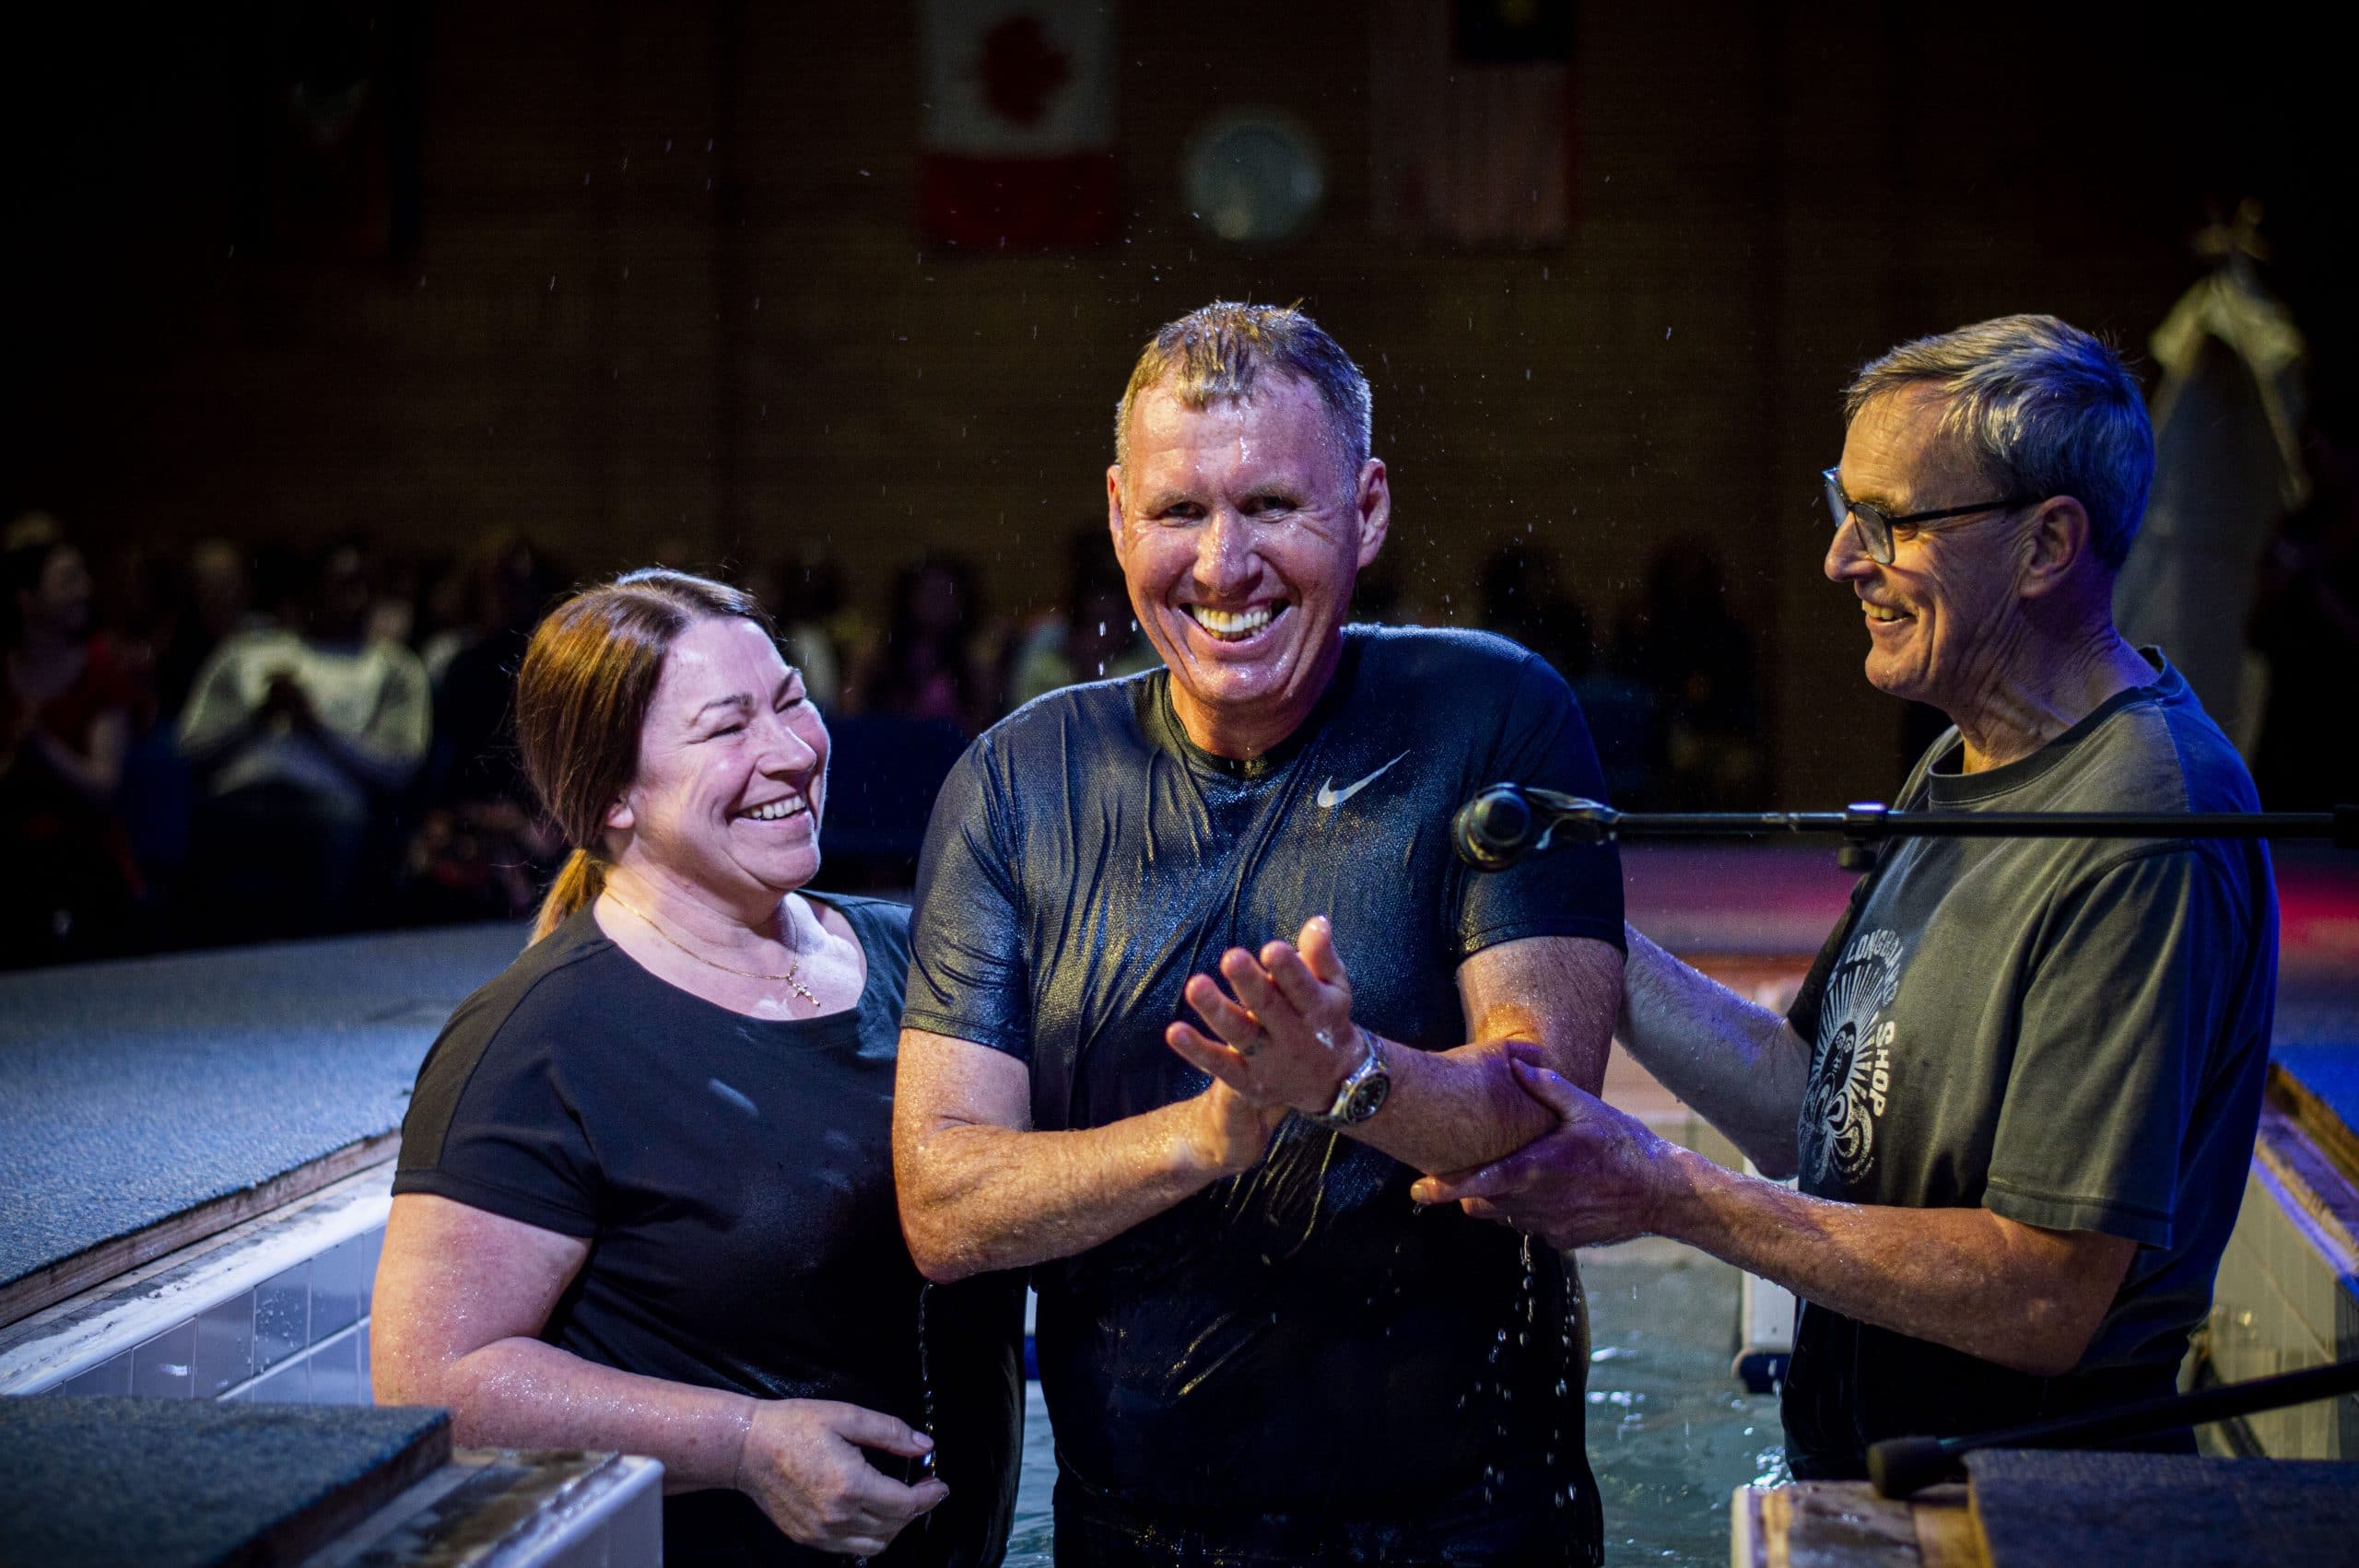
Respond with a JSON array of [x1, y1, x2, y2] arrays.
[[371, 570, 1020, 1565]]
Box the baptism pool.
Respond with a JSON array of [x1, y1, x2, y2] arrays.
[[999, 1241, 1781, 1566]]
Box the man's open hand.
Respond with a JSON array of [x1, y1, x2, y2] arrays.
[[1165, 915, 1363, 1116], [1410, 1042, 1686, 1249]]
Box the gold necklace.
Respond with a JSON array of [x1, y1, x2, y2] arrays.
[[601, 887, 822, 1007]]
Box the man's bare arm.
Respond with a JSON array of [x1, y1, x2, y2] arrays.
[[1667, 1154, 2136, 1375], [892, 1030, 1287, 1282], [1415, 1058, 2136, 1376], [1618, 922, 1811, 1176], [1166, 921, 1623, 1176], [1363, 932, 1621, 1173]]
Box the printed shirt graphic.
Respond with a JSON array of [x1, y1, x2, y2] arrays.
[[1798, 928, 1903, 1188]]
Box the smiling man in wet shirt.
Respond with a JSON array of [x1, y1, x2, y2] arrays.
[[1417, 315, 2280, 1480], [892, 302, 1626, 1565]]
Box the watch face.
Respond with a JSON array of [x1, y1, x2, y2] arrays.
[[1344, 1072, 1391, 1124]]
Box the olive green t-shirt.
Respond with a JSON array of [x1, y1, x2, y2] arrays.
[[1781, 653, 2277, 1478]]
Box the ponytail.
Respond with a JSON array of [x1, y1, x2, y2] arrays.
[[531, 848, 607, 945]]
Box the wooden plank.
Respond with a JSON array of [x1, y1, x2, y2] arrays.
[[2268, 1064, 2359, 1225], [0, 1132, 400, 1329], [1735, 1482, 1953, 1568], [2252, 1100, 2359, 1271], [1910, 1486, 1988, 1568]]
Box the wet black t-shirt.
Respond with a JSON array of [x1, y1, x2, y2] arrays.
[[394, 895, 1023, 1567], [906, 626, 1625, 1527]]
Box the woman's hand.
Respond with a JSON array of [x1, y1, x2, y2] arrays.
[[735, 1398, 950, 1557]]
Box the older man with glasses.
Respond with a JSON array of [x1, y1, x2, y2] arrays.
[[1417, 313, 2280, 1480]]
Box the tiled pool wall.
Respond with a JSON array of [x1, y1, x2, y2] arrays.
[[1, 1166, 393, 1409], [2205, 1116, 2359, 1457], [42, 1227, 384, 1406]]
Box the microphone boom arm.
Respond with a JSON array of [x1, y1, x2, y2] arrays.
[[1452, 784, 2357, 872]]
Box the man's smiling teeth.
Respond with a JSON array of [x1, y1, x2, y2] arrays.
[[1187, 603, 1278, 639], [739, 797, 808, 822], [1864, 603, 1909, 624]]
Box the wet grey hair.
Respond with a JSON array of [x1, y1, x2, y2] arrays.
[[1843, 314, 2154, 569], [1114, 301, 1374, 479]]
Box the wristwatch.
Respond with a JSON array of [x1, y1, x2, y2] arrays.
[[1313, 1025, 1391, 1128]]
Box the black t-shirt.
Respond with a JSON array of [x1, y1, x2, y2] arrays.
[[906, 625, 1625, 1527], [1780, 661, 2276, 1478], [393, 895, 1022, 1567]]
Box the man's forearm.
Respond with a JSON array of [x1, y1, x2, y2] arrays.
[[1340, 931, 1620, 1176], [1348, 1036, 1566, 1176], [898, 1097, 1262, 1281], [1657, 1147, 2116, 1375], [1620, 925, 1807, 1174]]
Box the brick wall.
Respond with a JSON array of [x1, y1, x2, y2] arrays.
[[11, 2, 2352, 805]]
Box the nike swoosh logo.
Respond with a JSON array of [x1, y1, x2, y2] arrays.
[[1317, 751, 1411, 810]]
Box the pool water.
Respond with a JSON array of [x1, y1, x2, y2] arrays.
[[1000, 1241, 1781, 1565]]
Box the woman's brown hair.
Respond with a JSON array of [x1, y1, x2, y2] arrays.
[[517, 568, 773, 942]]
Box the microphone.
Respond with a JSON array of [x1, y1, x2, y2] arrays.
[[1452, 784, 1615, 871]]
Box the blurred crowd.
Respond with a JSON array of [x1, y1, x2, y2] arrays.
[[11, 487, 2350, 968], [0, 515, 1171, 967]]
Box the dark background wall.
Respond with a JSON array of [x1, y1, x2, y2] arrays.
[[9, 2, 2353, 807]]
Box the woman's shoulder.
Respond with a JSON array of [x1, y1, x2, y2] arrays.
[[432, 909, 631, 1062], [812, 890, 911, 957]]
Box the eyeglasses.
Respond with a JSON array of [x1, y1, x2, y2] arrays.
[[1821, 467, 2036, 566]]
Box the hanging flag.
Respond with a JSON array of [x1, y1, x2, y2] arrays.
[[919, 0, 1119, 250], [1371, 0, 1577, 247]]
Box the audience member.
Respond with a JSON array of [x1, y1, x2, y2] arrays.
[[404, 535, 567, 922], [853, 556, 997, 734], [2249, 423, 2359, 808], [1003, 528, 1157, 708], [1477, 540, 1593, 681], [759, 551, 850, 710], [1608, 539, 1766, 807], [1, 514, 144, 964], [177, 538, 430, 941], [150, 540, 268, 723]]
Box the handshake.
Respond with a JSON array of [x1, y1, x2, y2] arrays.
[[1164, 912, 1678, 1251]]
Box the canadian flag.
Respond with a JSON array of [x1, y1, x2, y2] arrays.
[[919, 0, 1118, 249]]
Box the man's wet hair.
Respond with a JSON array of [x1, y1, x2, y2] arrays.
[[1843, 313, 2154, 570], [1114, 301, 1373, 478]]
